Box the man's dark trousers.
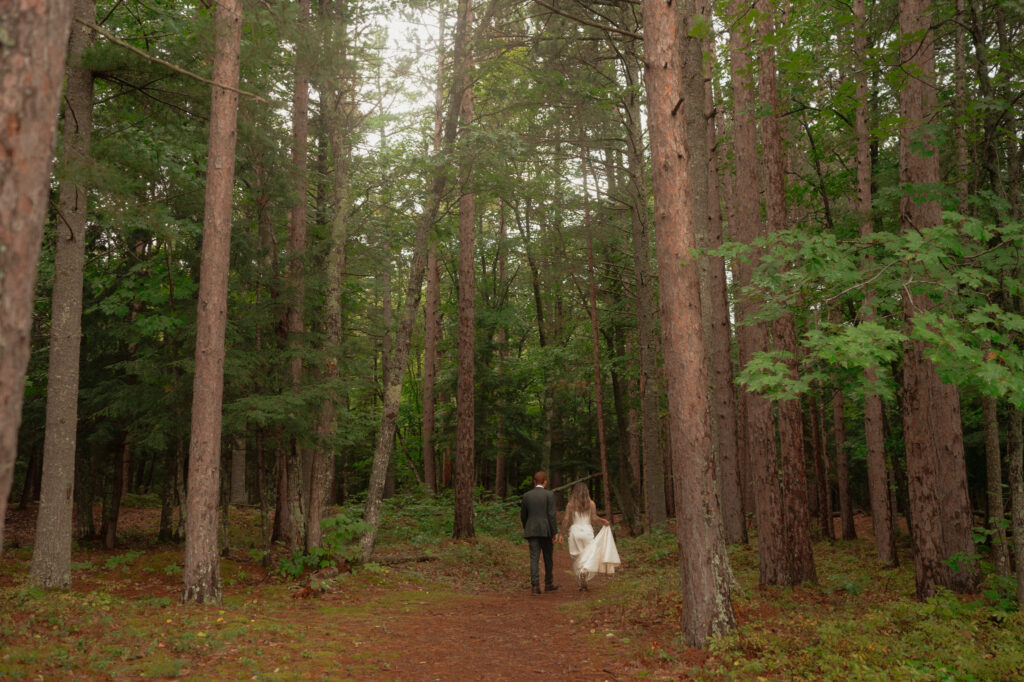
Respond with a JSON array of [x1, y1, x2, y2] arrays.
[[528, 536, 554, 589]]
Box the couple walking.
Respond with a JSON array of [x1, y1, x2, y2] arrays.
[[520, 471, 621, 594]]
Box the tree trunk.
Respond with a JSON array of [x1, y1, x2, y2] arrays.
[[230, 438, 246, 505], [0, 0, 74, 552], [360, 0, 474, 559], [810, 392, 834, 539], [283, 0, 311, 552], [898, 0, 978, 599], [756, 0, 816, 585], [102, 438, 127, 550], [308, 15, 356, 549], [833, 388, 856, 540], [423, 244, 441, 494], [726, 0, 790, 585], [697, 10, 744, 544], [271, 439, 289, 543], [75, 448, 96, 541], [621, 51, 666, 531], [581, 144, 613, 521], [494, 201, 508, 501], [853, 0, 897, 565], [981, 394, 1010, 575], [181, 0, 242, 604], [643, 0, 736, 646], [610, 331, 641, 534], [453, 15, 476, 539], [29, 0, 95, 587], [422, 4, 446, 496], [158, 441, 176, 542], [1007, 406, 1024, 605]]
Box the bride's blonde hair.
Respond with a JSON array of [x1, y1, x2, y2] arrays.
[[566, 482, 592, 517]]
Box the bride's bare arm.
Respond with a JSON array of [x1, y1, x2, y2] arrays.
[[590, 501, 610, 526]]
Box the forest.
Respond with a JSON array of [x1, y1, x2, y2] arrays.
[[1, 0, 1023, 677]]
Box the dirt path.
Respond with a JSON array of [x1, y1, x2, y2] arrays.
[[221, 544, 647, 681], [3, 507, 656, 680], [358, 548, 633, 680]]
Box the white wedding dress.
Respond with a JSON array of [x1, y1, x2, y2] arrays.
[[567, 511, 621, 584]]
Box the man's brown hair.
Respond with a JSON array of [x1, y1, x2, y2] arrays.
[[533, 471, 548, 486]]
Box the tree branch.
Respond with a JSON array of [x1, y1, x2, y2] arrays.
[[531, 0, 641, 39], [78, 18, 272, 104]]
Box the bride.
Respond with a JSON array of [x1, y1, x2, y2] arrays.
[[560, 482, 621, 590]]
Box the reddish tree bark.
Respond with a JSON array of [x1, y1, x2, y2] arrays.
[[0, 0, 75, 553], [620, 48, 666, 530], [182, 0, 242, 604], [283, 0, 312, 551], [833, 387, 856, 540], [453, 10, 476, 539], [898, 0, 978, 598], [853, 0, 897, 565], [422, 7, 446, 495], [756, 0, 816, 584], [1007, 406, 1024, 604], [643, 0, 735, 646], [699, 23, 745, 545], [727, 0, 790, 585]]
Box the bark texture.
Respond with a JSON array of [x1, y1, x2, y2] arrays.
[[756, 0, 816, 585], [1007, 407, 1024, 605], [181, 0, 242, 604], [643, 0, 736, 646], [622, 50, 666, 530], [981, 394, 1010, 575], [898, 0, 978, 598], [728, 0, 787, 582], [0, 0, 75, 553], [284, 0, 312, 551], [453, 25, 476, 539], [29, 0, 95, 587], [698, 14, 744, 544], [834, 389, 856, 539], [854, 0, 896, 565]]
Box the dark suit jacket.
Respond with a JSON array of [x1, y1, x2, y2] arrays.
[[521, 486, 558, 538]]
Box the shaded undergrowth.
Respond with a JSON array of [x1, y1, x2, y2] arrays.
[[569, 525, 1024, 680], [2, 496, 1022, 680]]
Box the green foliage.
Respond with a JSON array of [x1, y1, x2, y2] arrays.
[[276, 510, 370, 579], [103, 551, 142, 571]]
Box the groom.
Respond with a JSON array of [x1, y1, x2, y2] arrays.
[[520, 471, 560, 595]]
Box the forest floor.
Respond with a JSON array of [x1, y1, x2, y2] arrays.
[[2, 498, 1023, 681]]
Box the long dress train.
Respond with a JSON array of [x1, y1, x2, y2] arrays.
[[567, 512, 620, 585]]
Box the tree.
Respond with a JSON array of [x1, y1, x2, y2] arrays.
[[854, 0, 896, 568], [282, 0, 312, 551], [0, 0, 75, 553], [182, 0, 243, 605], [642, 0, 735, 646], [453, 0, 476, 540], [30, 0, 96, 588], [727, 0, 788, 585], [360, 0, 474, 560], [897, 0, 979, 599], [698, 0, 744, 545], [619, 40, 667, 530]]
